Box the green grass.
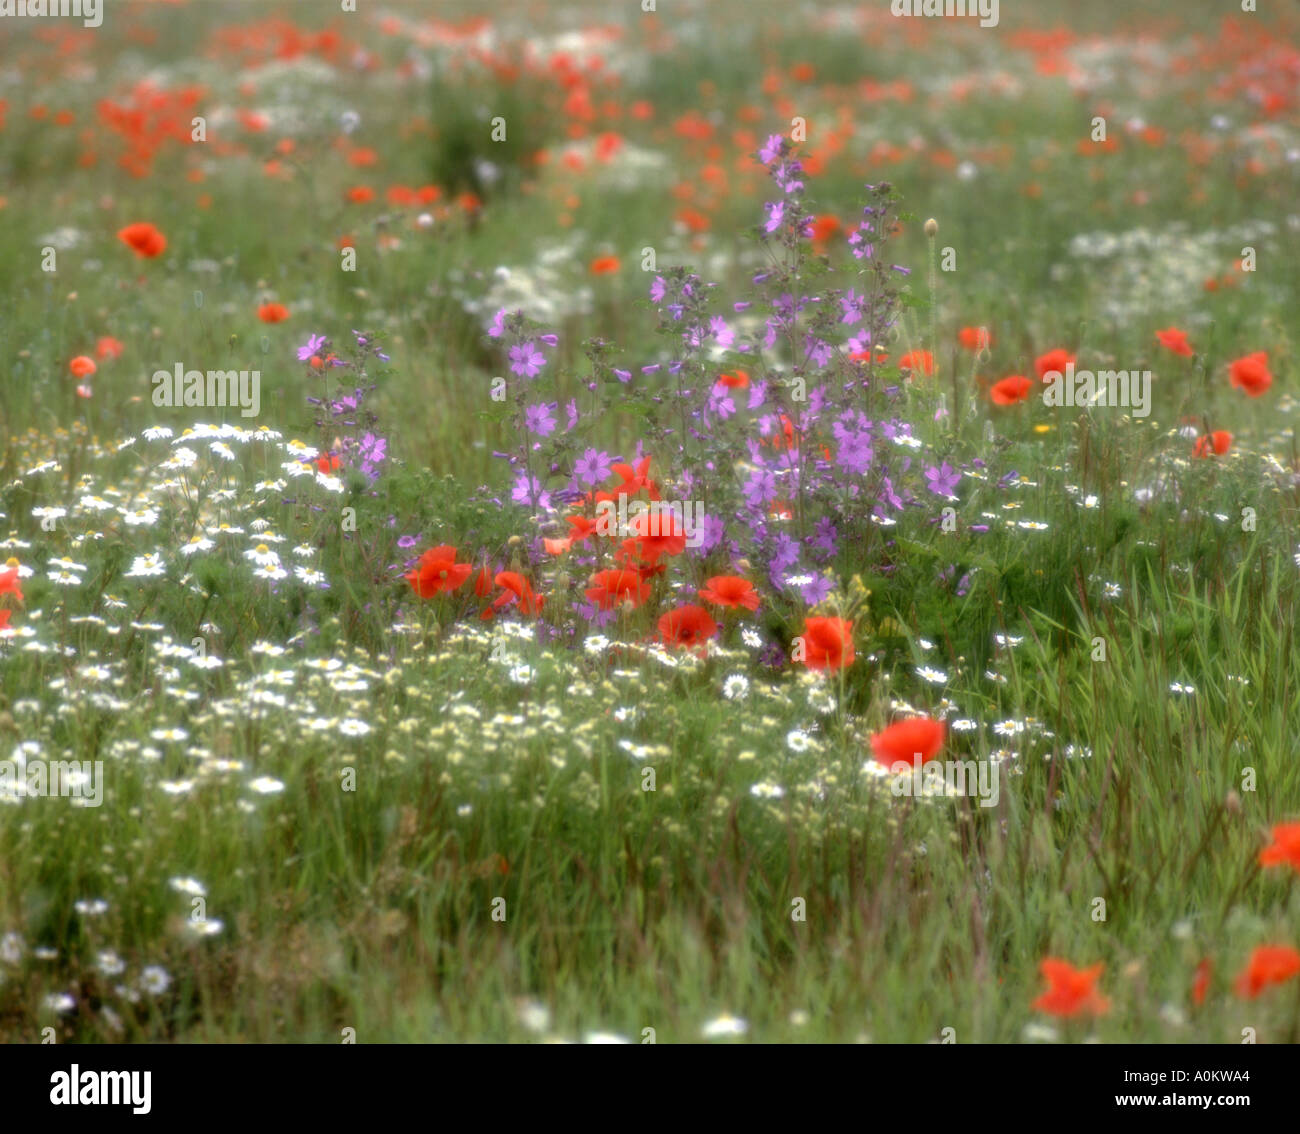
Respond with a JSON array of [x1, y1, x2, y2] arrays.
[[0, 0, 1298, 1042]]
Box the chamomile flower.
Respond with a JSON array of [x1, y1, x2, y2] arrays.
[[723, 674, 750, 701], [180, 535, 214, 555], [244, 544, 280, 568], [701, 1013, 748, 1039], [139, 967, 171, 995], [123, 507, 160, 527], [126, 553, 166, 578]]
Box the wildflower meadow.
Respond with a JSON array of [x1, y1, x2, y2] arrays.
[[1, 0, 1299, 1068]]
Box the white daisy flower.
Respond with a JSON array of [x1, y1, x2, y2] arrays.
[[126, 554, 165, 578]]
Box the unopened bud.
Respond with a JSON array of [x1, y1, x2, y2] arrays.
[[1224, 790, 1241, 815], [924, 218, 938, 238]]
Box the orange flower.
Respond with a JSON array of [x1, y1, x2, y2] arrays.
[[990, 374, 1032, 406], [620, 509, 688, 567], [258, 302, 290, 323], [699, 575, 760, 612], [870, 716, 945, 769], [1259, 821, 1300, 873], [658, 604, 718, 649], [1228, 351, 1272, 398], [95, 336, 124, 361], [1233, 945, 1300, 999], [594, 456, 659, 503], [117, 221, 166, 258], [589, 255, 620, 275], [850, 346, 890, 365], [1192, 959, 1212, 1007], [958, 325, 992, 351], [898, 349, 934, 377], [1034, 348, 1076, 381], [0, 565, 23, 603], [68, 355, 97, 378], [585, 569, 650, 610], [1155, 327, 1194, 357], [763, 413, 798, 451], [1031, 959, 1110, 1018], [799, 616, 854, 670], [810, 214, 841, 246], [493, 571, 544, 616], [1194, 430, 1232, 458], [404, 546, 472, 599]]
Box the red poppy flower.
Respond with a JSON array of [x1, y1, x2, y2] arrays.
[[404, 546, 472, 599], [799, 616, 854, 670], [658, 604, 719, 649], [315, 454, 342, 473], [117, 222, 167, 258], [473, 564, 494, 598], [990, 374, 1032, 405], [620, 509, 688, 567], [585, 569, 650, 610], [762, 414, 798, 450], [1034, 348, 1076, 381], [0, 609, 10, 633], [595, 456, 659, 503], [1155, 327, 1194, 357], [958, 326, 992, 351], [1228, 351, 1272, 397], [1031, 959, 1110, 1018], [1194, 430, 1231, 458], [258, 302, 290, 323], [1259, 822, 1300, 873], [1192, 959, 1212, 1007], [565, 514, 600, 544], [493, 571, 544, 616], [95, 336, 124, 361], [1234, 945, 1300, 999], [346, 185, 375, 204], [68, 355, 97, 378], [850, 345, 890, 365], [0, 566, 25, 603], [589, 255, 620, 275], [898, 349, 934, 377], [810, 214, 841, 246], [716, 369, 749, 389], [699, 575, 760, 612], [870, 716, 945, 769]]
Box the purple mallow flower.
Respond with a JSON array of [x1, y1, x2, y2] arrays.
[[297, 334, 327, 362], [509, 341, 546, 378], [524, 402, 557, 437], [574, 448, 613, 488]]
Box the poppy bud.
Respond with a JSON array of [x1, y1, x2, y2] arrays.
[[924, 218, 938, 238], [1224, 790, 1241, 815]]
